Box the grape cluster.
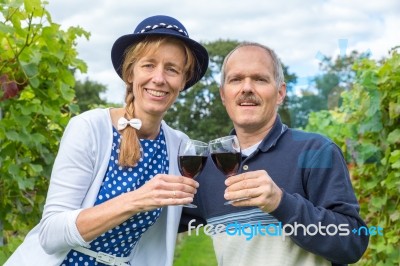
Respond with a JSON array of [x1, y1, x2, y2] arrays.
[[0, 74, 19, 101]]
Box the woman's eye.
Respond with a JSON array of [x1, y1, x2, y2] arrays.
[[142, 64, 154, 69], [167, 67, 179, 74]]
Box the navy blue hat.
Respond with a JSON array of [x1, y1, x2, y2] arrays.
[[111, 15, 209, 91]]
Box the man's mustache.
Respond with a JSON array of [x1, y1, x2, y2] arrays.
[[236, 93, 261, 105]]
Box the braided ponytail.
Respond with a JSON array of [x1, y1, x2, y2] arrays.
[[118, 93, 142, 167]]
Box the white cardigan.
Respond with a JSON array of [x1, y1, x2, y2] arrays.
[[5, 108, 187, 266]]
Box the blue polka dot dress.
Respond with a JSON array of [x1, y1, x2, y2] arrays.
[[61, 126, 169, 266]]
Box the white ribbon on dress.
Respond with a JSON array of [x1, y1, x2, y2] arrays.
[[117, 117, 142, 130]]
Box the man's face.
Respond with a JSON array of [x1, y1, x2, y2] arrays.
[[220, 46, 286, 132]]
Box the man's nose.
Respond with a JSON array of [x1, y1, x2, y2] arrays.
[[241, 78, 254, 93]]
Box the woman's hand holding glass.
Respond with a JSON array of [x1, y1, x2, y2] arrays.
[[178, 139, 209, 208], [127, 173, 199, 212]]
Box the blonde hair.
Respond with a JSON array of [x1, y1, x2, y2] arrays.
[[118, 36, 196, 167]]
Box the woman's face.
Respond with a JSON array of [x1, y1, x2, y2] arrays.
[[128, 40, 186, 118]]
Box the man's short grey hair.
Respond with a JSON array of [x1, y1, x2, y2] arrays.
[[220, 42, 285, 89]]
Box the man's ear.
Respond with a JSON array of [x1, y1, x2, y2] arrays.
[[277, 82, 287, 105], [219, 86, 226, 106]]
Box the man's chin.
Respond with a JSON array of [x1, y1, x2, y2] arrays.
[[233, 119, 258, 129]]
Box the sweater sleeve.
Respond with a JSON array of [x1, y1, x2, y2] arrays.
[[270, 143, 369, 264], [39, 115, 95, 254]]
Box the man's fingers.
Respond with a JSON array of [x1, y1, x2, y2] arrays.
[[225, 171, 260, 186], [225, 177, 260, 193], [225, 187, 257, 201]]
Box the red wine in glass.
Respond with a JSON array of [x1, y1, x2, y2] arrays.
[[209, 135, 249, 205], [211, 153, 241, 177], [178, 155, 207, 179], [178, 139, 208, 208]]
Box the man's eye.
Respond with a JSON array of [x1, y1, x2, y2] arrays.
[[255, 77, 270, 83], [229, 78, 241, 83]]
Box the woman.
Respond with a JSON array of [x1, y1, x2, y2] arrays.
[[5, 15, 209, 266]]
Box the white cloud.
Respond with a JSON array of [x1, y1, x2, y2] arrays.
[[47, 0, 400, 103]]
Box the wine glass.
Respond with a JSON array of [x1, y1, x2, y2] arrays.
[[209, 135, 248, 205], [178, 139, 208, 208]]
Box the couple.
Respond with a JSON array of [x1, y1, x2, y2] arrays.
[[5, 15, 369, 266]]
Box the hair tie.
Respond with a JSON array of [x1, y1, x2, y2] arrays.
[[117, 117, 142, 130]]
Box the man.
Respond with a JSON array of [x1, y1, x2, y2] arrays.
[[181, 42, 369, 266]]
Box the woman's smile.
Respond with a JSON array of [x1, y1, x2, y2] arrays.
[[145, 88, 169, 97]]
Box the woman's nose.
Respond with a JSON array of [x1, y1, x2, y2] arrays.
[[151, 67, 166, 85]]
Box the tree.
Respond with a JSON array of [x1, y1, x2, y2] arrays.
[[305, 48, 400, 265], [0, 0, 89, 261], [288, 51, 370, 128], [74, 78, 108, 112], [164, 39, 297, 140]]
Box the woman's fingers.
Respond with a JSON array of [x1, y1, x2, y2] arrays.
[[151, 174, 198, 194], [130, 174, 198, 209]]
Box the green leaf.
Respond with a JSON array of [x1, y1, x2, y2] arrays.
[[68, 103, 80, 114], [19, 103, 39, 115], [60, 83, 75, 102], [5, 131, 21, 142], [18, 87, 36, 100], [389, 211, 400, 222], [30, 132, 46, 144], [387, 129, 400, 144], [356, 143, 381, 164], [0, 22, 16, 34], [47, 86, 59, 100], [23, 0, 43, 14], [29, 76, 40, 88], [29, 163, 43, 174], [389, 150, 400, 168], [374, 238, 388, 253], [12, 114, 31, 127], [392, 160, 400, 169], [20, 61, 39, 77], [8, 164, 20, 177], [389, 102, 400, 119]]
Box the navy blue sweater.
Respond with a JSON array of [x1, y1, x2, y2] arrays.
[[181, 116, 369, 265]]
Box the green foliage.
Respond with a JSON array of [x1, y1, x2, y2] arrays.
[[0, 0, 89, 261], [306, 49, 400, 265], [289, 51, 369, 128], [74, 78, 108, 112]]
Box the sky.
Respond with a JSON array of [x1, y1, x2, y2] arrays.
[[47, 0, 400, 103]]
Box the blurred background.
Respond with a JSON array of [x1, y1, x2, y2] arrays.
[[1, 1, 399, 265]]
